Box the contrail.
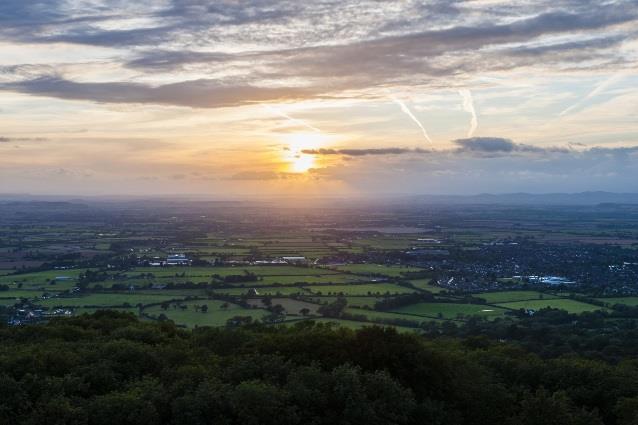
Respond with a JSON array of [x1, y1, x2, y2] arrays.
[[559, 72, 626, 116], [263, 105, 321, 132], [387, 93, 432, 143], [459, 89, 478, 137]]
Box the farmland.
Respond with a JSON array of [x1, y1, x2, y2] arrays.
[[1, 199, 637, 332], [392, 302, 508, 320]]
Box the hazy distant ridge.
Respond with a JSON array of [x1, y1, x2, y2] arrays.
[[412, 191, 638, 205]]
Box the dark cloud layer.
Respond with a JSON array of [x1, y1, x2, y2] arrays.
[[1, 77, 318, 108], [0, 1, 636, 108], [303, 139, 636, 159], [453, 137, 570, 155], [0, 136, 47, 143], [302, 148, 430, 156]]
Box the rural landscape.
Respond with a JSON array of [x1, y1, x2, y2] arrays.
[[2, 0, 638, 423], [2, 197, 638, 424], [3, 197, 638, 332]]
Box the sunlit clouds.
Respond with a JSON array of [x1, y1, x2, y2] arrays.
[[0, 0, 637, 196]]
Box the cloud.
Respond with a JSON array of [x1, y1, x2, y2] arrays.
[[454, 137, 518, 153], [298, 142, 638, 194], [262, 105, 321, 132], [0, 1, 635, 110], [387, 93, 432, 143], [453, 137, 571, 156], [228, 171, 305, 180], [0, 136, 47, 143], [302, 148, 431, 156], [0, 76, 319, 109], [559, 71, 627, 116], [459, 89, 478, 138], [304, 138, 584, 159]]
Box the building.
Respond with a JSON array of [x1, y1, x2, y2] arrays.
[[166, 254, 191, 266], [282, 256, 306, 264]]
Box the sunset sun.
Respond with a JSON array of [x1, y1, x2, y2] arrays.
[[283, 132, 327, 173]]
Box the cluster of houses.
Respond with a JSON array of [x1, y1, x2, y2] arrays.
[[8, 307, 72, 326], [146, 254, 192, 267]]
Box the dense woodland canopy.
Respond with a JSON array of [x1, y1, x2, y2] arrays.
[[1, 312, 638, 425]]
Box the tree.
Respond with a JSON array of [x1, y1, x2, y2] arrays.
[[201, 304, 208, 313], [317, 297, 347, 318]]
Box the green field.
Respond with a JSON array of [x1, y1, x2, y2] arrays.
[[0, 269, 85, 284], [144, 300, 269, 328], [295, 318, 421, 333], [595, 297, 638, 307], [246, 297, 320, 315], [305, 283, 416, 296], [309, 296, 381, 308], [343, 308, 440, 324], [477, 291, 560, 304], [392, 302, 508, 320], [133, 266, 340, 277], [211, 286, 309, 296], [36, 293, 189, 308], [0, 270, 83, 290], [409, 279, 443, 293], [73, 307, 139, 315], [257, 274, 362, 285], [495, 299, 605, 314], [330, 264, 424, 277]]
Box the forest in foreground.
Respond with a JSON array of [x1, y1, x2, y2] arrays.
[[1, 312, 638, 425]]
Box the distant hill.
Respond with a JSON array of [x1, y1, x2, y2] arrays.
[[410, 191, 638, 205]]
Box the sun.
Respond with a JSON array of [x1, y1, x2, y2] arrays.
[[282, 132, 326, 173], [291, 154, 315, 173]]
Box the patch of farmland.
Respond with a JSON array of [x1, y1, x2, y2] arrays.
[[36, 293, 189, 308], [392, 302, 508, 320], [343, 308, 436, 324], [595, 297, 638, 307], [308, 296, 381, 308], [297, 318, 420, 333], [210, 286, 309, 296], [495, 299, 606, 314], [476, 291, 560, 304], [409, 279, 444, 293], [304, 283, 416, 296], [330, 264, 424, 277], [245, 298, 320, 315], [257, 274, 363, 285], [144, 300, 268, 328]]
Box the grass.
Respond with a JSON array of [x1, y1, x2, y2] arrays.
[[257, 274, 363, 285], [392, 302, 508, 320], [36, 293, 189, 308], [476, 291, 560, 304], [305, 283, 416, 296], [595, 297, 638, 307], [246, 298, 320, 315], [132, 266, 340, 277], [73, 307, 139, 315], [343, 308, 439, 324], [144, 300, 269, 328], [293, 318, 421, 333], [0, 269, 84, 281], [495, 299, 605, 314], [409, 279, 443, 293], [309, 296, 382, 308], [210, 286, 309, 296], [330, 264, 424, 277]]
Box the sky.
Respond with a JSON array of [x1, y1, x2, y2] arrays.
[[1, 0, 637, 197]]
